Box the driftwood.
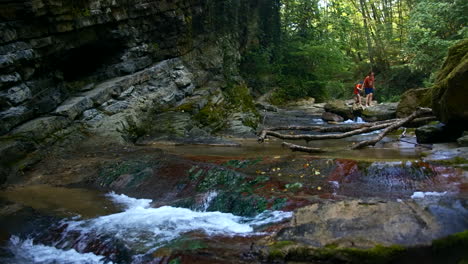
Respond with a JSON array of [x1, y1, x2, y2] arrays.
[[351, 108, 433, 149], [258, 122, 392, 142], [282, 142, 326, 153], [257, 119, 399, 142], [258, 108, 435, 153]]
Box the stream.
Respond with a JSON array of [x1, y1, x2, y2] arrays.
[[0, 112, 467, 263]]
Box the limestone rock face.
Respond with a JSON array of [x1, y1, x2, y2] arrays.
[[432, 39, 468, 127], [397, 88, 431, 118], [0, 0, 277, 183], [277, 198, 467, 248]]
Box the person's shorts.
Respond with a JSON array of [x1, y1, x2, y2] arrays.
[[365, 88, 374, 95]]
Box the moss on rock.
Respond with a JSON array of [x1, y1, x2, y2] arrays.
[[431, 39, 468, 127]]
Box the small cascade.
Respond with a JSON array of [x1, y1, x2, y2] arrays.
[[3, 236, 110, 264], [199, 190, 218, 212], [3, 193, 292, 264]]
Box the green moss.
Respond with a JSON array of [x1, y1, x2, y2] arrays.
[[432, 230, 468, 252], [268, 241, 295, 260], [194, 102, 227, 131], [224, 83, 258, 114], [432, 157, 468, 168], [170, 102, 197, 113], [268, 231, 468, 263], [278, 244, 405, 264]]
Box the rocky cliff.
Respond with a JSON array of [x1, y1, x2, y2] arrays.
[[0, 0, 280, 183]]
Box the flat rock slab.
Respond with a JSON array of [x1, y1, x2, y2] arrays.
[[277, 197, 468, 248]]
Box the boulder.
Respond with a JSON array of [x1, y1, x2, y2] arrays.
[[432, 39, 468, 128], [321, 112, 344, 122], [416, 123, 447, 144], [416, 122, 463, 144], [362, 103, 398, 122], [324, 100, 353, 120], [396, 88, 431, 118]]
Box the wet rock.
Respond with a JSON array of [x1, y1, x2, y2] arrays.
[[362, 103, 398, 122], [397, 88, 431, 118], [324, 100, 354, 120], [432, 39, 468, 128], [277, 198, 468, 248], [321, 112, 344, 123]]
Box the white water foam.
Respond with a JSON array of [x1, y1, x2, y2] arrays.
[[4, 236, 111, 264], [344, 117, 365, 124], [199, 190, 218, 212], [5, 193, 292, 262], [66, 193, 292, 251], [312, 118, 325, 124], [411, 191, 447, 199]]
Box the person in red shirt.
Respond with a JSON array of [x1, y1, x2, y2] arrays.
[[363, 71, 375, 107], [354, 81, 363, 105]]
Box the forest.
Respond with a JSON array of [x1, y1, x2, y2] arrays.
[[0, 0, 467, 263], [242, 0, 467, 103]]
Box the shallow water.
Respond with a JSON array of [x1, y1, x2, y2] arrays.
[[155, 136, 424, 162], [0, 185, 120, 219]]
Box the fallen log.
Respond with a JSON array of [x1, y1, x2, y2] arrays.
[[282, 142, 326, 153], [258, 122, 392, 142], [351, 108, 433, 149]]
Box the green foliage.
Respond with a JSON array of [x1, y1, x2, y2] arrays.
[[405, 0, 468, 74], [375, 64, 427, 102]]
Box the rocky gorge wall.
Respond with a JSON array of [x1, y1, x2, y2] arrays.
[[0, 0, 280, 183]]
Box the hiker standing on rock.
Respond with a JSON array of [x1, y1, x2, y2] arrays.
[[354, 81, 363, 106], [363, 71, 375, 107]]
